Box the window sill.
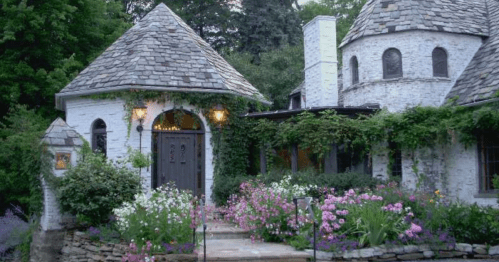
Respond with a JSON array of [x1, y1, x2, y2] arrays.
[[473, 192, 498, 199]]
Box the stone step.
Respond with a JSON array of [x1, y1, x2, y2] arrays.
[[196, 239, 310, 262], [196, 220, 250, 240]]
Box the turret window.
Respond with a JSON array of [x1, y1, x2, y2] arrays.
[[351, 56, 359, 85], [382, 48, 403, 79], [432, 47, 448, 77], [92, 119, 107, 156]]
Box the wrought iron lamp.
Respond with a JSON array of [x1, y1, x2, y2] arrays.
[[210, 104, 228, 127], [133, 100, 148, 133]]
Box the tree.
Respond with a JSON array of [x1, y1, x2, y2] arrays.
[[236, 0, 303, 58], [0, 0, 130, 121], [299, 0, 367, 46], [225, 44, 304, 110]]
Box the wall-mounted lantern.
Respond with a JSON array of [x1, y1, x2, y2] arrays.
[[133, 100, 148, 133], [210, 104, 228, 127]]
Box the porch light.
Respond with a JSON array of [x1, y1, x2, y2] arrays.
[[210, 104, 228, 126], [133, 100, 148, 132]]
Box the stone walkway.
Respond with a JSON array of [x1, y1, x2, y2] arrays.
[[195, 220, 309, 262]]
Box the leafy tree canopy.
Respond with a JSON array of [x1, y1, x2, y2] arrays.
[[0, 0, 130, 120]]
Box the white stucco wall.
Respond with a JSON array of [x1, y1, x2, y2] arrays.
[[41, 146, 79, 231], [303, 16, 338, 108], [341, 31, 483, 112], [65, 98, 214, 204]]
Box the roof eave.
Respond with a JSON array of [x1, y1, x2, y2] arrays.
[[56, 85, 272, 111]]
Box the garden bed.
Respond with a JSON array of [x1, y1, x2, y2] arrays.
[[60, 231, 197, 262], [306, 243, 499, 261]]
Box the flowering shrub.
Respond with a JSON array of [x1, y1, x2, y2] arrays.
[[122, 240, 155, 262], [222, 176, 315, 242], [318, 189, 411, 247], [113, 183, 201, 252]]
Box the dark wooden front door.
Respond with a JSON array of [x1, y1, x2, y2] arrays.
[[156, 133, 197, 194]]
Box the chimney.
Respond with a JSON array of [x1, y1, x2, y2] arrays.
[[303, 16, 338, 108]]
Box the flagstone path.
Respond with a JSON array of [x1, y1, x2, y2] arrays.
[[195, 219, 310, 262]]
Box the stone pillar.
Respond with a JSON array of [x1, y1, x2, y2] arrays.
[[303, 16, 338, 107], [324, 144, 338, 174], [40, 118, 82, 231]]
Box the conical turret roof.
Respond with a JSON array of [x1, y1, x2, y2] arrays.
[[340, 0, 489, 48], [56, 3, 270, 109]]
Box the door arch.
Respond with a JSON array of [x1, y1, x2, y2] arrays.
[[152, 110, 205, 197]]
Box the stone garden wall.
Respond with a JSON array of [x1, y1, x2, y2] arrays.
[[308, 243, 499, 261], [58, 231, 197, 262]]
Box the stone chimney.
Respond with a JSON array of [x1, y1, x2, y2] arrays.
[[303, 16, 338, 107]]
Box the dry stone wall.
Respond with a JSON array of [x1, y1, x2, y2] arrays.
[[308, 243, 499, 261], [59, 231, 197, 262]]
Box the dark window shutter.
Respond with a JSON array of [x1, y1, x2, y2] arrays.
[[432, 48, 448, 77], [92, 119, 107, 156], [351, 56, 359, 85], [383, 48, 403, 79]]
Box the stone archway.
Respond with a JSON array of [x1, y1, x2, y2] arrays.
[[151, 110, 205, 197]]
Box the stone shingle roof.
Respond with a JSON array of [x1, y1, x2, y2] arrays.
[[42, 118, 83, 147], [56, 3, 270, 110], [339, 0, 489, 48], [446, 0, 499, 105]]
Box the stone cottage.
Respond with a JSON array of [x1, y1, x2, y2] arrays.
[[284, 0, 499, 206], [41, 3, 269, 231]]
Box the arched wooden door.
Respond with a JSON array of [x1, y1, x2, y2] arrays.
[[152, 110, 204, 197]]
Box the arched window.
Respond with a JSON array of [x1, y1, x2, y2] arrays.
[[351, 56, 359, 85], [92, 119, 107, 156], [432, 47, 448, 77], [382, 48, 403, 79]]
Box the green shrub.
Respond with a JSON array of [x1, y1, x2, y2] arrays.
[[57, 143, 141, 225], [212, 174, 252, 206], [258, 168, 380, 196]]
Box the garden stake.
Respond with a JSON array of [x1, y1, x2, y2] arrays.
[[306, 197, 316, 262], [200, 198, 207, 262], [292, 197, 298, 227]]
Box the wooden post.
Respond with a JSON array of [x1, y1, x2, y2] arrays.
[[260, 145, 267, 174], [324, 144, 338, 174], [291, 144, 298, 173]]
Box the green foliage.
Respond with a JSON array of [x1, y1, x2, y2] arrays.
[[0, 105, 52, 216], [494, 175, 499, 203], [225, 45, 304, 110], [127, 147, 152, 169], [0, 0, 130, 120], [258, 169, 380, 196], [237, 0, 302, 58], [439, 203, 499, 245], [57, 142, 141, 226], [212, 175, 252, 206]]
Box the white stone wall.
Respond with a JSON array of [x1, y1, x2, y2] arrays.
[[445, 142, 498, 207], [41, 146, 79, 231], [303, 16, 338, 108], [65, 98, 215, 204], [341, 31, 483, 112]]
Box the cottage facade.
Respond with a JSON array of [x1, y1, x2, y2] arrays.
[[290, 0, 499, 206], [41, 3, 269, 230]]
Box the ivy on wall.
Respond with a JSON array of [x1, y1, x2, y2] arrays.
[[250, 100, 499, 182], [87, 90, 269, 203]]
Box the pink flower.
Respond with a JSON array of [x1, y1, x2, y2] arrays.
[[339, 219, 345, 224], [409, 195, 416, 202]]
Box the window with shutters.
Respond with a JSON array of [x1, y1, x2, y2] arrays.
[[432, 47, 448, 77], [382, 48, 403, 79]]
